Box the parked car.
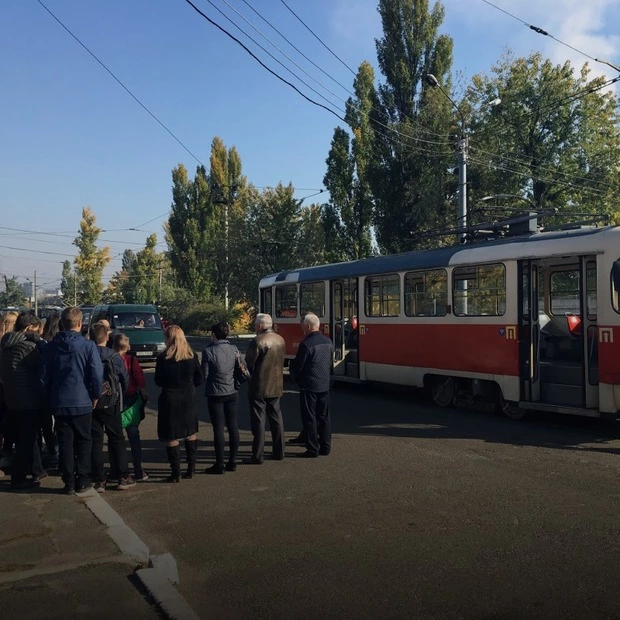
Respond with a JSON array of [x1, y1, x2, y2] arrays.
[[80, 305, 95, 335], [90, 304, 166, 361]]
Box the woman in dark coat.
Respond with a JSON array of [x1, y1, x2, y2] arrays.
[[155, 325, 203, 482]]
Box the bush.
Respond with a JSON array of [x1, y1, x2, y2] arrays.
[[180, 302, 242, 335]]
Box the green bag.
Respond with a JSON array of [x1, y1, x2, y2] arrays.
[[121, 393, 142, 429]]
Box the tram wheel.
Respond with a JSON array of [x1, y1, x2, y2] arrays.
[[431, 376, 455, 408]]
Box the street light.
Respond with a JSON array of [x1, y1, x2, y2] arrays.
[[426, 74, 500, 242]]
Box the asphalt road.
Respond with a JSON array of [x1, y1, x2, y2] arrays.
[[105, 366, 620, 620]]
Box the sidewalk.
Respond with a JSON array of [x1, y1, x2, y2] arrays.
[[0, 476, 163, 620]]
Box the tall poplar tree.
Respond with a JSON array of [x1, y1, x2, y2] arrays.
[[73, 207, 111, 305], [323, 62, 377, 262], [370, 0, 454, 252]]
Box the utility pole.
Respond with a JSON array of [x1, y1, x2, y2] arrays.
[[33, 271, 38, 315], [74, 268, 77, 306]]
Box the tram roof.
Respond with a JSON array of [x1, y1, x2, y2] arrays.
[[261, 226, 617, 286]]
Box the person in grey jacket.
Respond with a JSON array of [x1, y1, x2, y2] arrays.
[[0, 312, 48, 490], [201, 321, 240, 474], [244, 313, 286, 464], [290, 313, 334, 458]]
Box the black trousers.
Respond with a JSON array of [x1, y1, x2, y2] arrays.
[[10, 409, 44, 483], [56, 414, 92, 486], [92, 407, 129, 482], [249, 396, 285, 461], [207, 393, 239, 465], [300, 390, 331, 456]]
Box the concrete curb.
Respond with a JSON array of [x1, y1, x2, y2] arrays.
[[79, 488, 201, 620]]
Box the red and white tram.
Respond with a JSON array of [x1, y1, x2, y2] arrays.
[[258, 225, 620, 419]]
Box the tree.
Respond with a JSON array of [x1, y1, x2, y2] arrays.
[[0, 275, 26, 307], [466, 52, 620, 220], [166, 137, 246, 303], [369, 0, 455, 252], [322, 62, 376, 262], [60, 260, 77, 306], [73, 207, 111, 304], [232, 184, 326, 307]]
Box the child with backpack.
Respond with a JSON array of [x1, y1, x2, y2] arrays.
[[89, 322, 134, 492], [113, 333, 149, 482]]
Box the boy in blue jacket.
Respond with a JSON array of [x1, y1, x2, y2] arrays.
[[43, 307, 102, 494]]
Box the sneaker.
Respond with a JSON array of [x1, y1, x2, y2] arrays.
[[205, 463, 225, 475], [33, 471, 49, 483], [94, 481, 106, 493], [117, 477, 136, 490], [106, 476, 120, 487], [286, 434, 305, 445], [75, 483, 93, 495], [62, 482, 75, 495], [135, 470, 149, 482]]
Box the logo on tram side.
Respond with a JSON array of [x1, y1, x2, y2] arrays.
[[505, 326, 517, 340], [599, 327, 614, 344]]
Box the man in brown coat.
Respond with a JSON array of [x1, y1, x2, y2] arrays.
[[244, 313, 286, 463]]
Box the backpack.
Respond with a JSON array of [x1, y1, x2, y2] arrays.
[[95, 354, 122, 411]]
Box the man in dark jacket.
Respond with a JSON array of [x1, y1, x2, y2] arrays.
[[244, 313, 286, 463], [89, 322, 133, 491], [290, 312, 334, 458], [0, 312, 48, 490], [43, 306, 102, 494]]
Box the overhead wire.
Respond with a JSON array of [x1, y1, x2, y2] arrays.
[[35, 0, 206, 167], [183, 0, 345, 121], [278, 0, 357, 76], [477, 0, 620, 73]]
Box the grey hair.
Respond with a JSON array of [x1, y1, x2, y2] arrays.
[[302, 313, 320, 330], [255, 313, 273, 329]]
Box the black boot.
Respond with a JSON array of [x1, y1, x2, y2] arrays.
[[165, 445, 181, 483], [183, 439, 198, 479]]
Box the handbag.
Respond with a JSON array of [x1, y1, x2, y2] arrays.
[[121, 392, 142, 429], [234, 351, 251, 390]]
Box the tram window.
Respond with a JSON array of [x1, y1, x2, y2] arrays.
[[612, 259, 620, 314], [453, 263, 506, 316], [274, 285, 298, 318], [550, 270, 580, 315], [260, 288, 272, 316], [300, 282, 325, 317], [364, 274, 400, 317], [404, 269, 447, 317], [586, 262, 597, 319]]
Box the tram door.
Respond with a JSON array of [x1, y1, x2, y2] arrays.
[[331, 279, 359, 378], [518, 260, 541, 402]]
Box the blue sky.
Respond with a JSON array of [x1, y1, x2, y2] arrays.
[[1, 0, 619, 291]]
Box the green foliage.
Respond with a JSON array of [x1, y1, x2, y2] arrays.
[[0, 276, 26, 307], [73, 207, 111, 304], [60, 260, 77, 306], [466, 52, 620, 218], [231, 184, 326, 307], [370, 0, 455, 252], [179, 301, 241, 335], [166, 137, 246, 303]]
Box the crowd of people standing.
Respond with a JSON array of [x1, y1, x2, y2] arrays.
[[0, 305, 334, 492]]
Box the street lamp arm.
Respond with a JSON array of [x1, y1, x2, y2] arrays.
[[425, 74, 465, 133]]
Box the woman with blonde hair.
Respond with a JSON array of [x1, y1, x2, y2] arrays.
[[154, 325, 203, 482]]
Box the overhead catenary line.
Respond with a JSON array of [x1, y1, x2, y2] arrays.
[[183, 0, 345, 121], [278, 0, 357, 76], [35, 0, 207, 167], [478, 0, 620, 72]]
